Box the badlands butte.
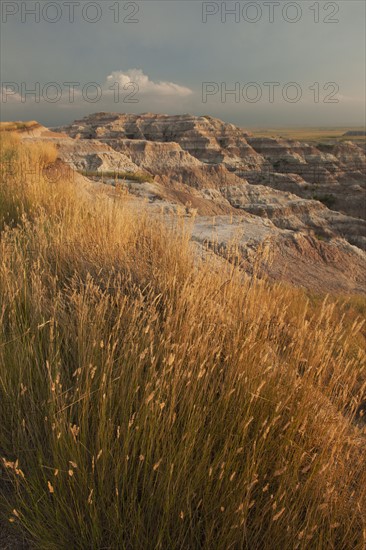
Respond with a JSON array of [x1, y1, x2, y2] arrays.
[[18, 112, 366, 294]]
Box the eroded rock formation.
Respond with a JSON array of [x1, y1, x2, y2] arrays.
[[23, 113, 366, 293]]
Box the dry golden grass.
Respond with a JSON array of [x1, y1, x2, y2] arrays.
[[0, 135, 365, 549], [0, 121, 39, 133]]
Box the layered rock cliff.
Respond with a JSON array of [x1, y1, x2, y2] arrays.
[[23, 113, 366, 293]]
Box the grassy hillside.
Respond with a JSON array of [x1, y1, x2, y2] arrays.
[[0, 134, 365, 549], [0, 121, 40, 133]]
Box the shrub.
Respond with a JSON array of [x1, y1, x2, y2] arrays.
[[312, 193, 337, 209], [79, 169, 155, 184]]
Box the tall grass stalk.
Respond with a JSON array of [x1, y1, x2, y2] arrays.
[[0, 135, 365, 549]]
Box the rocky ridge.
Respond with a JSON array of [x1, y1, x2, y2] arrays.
[[20, 113, 366, 294]]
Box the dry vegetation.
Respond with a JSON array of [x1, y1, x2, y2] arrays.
[[248, 127, 366, 143], [78, 169, 155, 184], [0, 122, 40, 134], [0, 134, 366, 549]]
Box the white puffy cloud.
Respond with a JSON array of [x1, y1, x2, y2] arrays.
[[105, 69, 193, 98], [1, 85, 22, 103]]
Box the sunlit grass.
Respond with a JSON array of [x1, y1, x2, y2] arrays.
[[0, 121, 39, 133], [0, 135, 365, 549]]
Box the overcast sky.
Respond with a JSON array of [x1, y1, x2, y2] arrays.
[[1, 0, 365, 127]]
